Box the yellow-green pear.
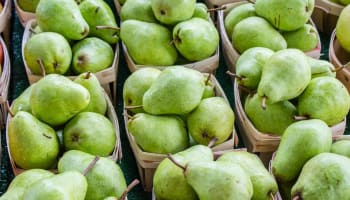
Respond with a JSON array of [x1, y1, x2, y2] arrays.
[[17, 0, 40, 12], [307, 57, 336, 78], [12, 84, 35, 115], [331, 140, 350, 158], [224, 3, 256, 38], [192, 2, 210, 20], [336, 5, 350, 53], [151, 0, 196, 25], [283, 24, 319, 52], [120, 0, 157, 22]]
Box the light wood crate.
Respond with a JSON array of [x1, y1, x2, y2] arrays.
[[312, 0, 344, 34], [14, 0, 36, 27]]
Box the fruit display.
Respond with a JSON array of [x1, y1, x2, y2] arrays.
[[6, 73, 121, 175]]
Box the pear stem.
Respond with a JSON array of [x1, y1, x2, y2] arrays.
[[168, 39, 175, 45], [5, 101, 14, 117], [207, 6, 226, 12], [82, 156, 100, 176], [293, 115, 309, 121], [270, 192, 276, 200], [226, 71, 243, 80], [125, 105, 143, 110], [36, 58, 46, 77], [123, 111, 135, 120], [332, 65, 345, 72], [261, 96, 267, 110], [29, 27, 38, 34], [344, 61, 350, 68], [238, 85, 253, 94], [118, 179, 140, 200], [167, 154, 186, 171], [85, 71, 91, 79], [207, 137, 218, 148], [205, 73, 212, 85], [95, 25, 120, 31]]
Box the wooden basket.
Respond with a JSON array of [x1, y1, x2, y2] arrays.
[[329, 29, 350, 93], [218, 1, 322, 73], [311, 0, 344, 35], [21, 19, 119, 103], [113, 0, 122, 16], [0, 0, 11, 33], [124, 74, 238, 192], [6, 92, 122, 176], [233, 79, 347, 154], [0, 35, 10, 128], [14, 0, 36, 27]]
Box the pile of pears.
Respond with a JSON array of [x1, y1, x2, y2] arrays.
[[232, 47, 350, 136], [119, 0, 219, 66], [8, 72, 117, 172], [23, 0, 118, 76], [271, 119, 350, 199], [153, 144, 278, 200], [123, 66, 235, 155], [224, 0, 319, 54]]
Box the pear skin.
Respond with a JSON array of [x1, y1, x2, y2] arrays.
[[331, 140, 350, 158], [120, 0, 157, 22], [12, 84, 35, 115], [307, 57, 336, 78], [283, 24, 318, 51], [224, 3, 256, 38], [151, 0, 196, 25]]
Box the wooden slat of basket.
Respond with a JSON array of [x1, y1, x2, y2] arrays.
[[312, 3, 340, 35], [218, 1, 322, 73], [6, 92, 122, 176], [113, 0, 122, 15], [14, 0, 36, 28], [0, 36, 10, 128], [0, 0, 11, 33]]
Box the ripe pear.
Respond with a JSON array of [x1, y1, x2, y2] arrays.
[[257, 48, 311, 103], [244, 93, 297, 135], [30, 74, 90, 127], [255, 0, 315, 31], [173, 17, 219, 61], [79, 0, 119, 44], [58, 150, 127, 200], [202, 74, 215, 99], [23, 171, 88, 200], [297, 76, 350, 126], [235, 47, 274, 89], [217, 151, 278, 200], [17, 0, 40, 12], [291, 153, 350, 199], [71, 37, 114, 74], [120, 19, 178, 66], [224, 3, 256, 38], [153, 145, 214, 200], [192, 2, 209, 20], [283, 24, 318, 51], [339, 0, 350, 4], [123, 68, 161, 114], [74, 72, 107, 115], [0, 169, 54, 200], [8, 111, 60, 169], [63, 112, 116, 157], [36, 0, 89, 40], [308, 57, 336, 78], [336, 4, 350, 53], [120, 0, 157, 22], [272, 119, 332, 182], [187, 97, 234, 146], [127, 113, 189, 154], [12, 84, 35, 115], [232, 16, 287, 53], [331, 140, 350, 158], [143, 66, 205, 115], [24, 32, 72, 75], [151, 0, 196, 25]]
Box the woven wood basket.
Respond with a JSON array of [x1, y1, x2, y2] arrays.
[[0, 0, 11, 33], [14, 0, 36, 27], [6, 92, 122, 176], [218, 1, 322, 73], [113, 0, 122, 15], [312, 0, 344, 35], [124, 74, 238, 192], [0, 35, 10, 128], [21, 19, 119, 103]]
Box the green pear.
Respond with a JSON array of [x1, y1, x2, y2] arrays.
[[173, 17, 219, 61], [17, 0, 40, 12], [120, 0, 157, 22], [151, 0, 196, 25], [202, 74, 215, 99], [12, 84, 35, 115], [217, 151, 278, 200], [235, 47, 274, 89], [244, 93, 297, 135], [331, 140, 350, 158], [0, 169, 54, 200], [272, 119, 332, 182], [255, 0, 315, 31], [257, 48, 311, 103], [291, 153, 350, 199], [232, 16, 287, 53], [58, 150, 127, 200], [78, 0, 119, 44], [30, 74, 90, 127], [24, 32, 72, 75], [123, 68, 161, 114], [283, 24, 319, 51], [120, 19, 178, 66], [74, 72, 107, 115], [308, 57, 336, 78], [23, 171, 88, 200], [143, 66, 205, 115], [8, 111, 60, 169], [297, 76, 350, 126], [71, 37, 114, 74], [339, 0, 350, 4], [187, 97, 234, 146], [192, 2, 209, 20], [63, 112, 116, 157], [36, 0, 89, 40], [153, 145, 214, 200], [224, 3, 256, 38], [127, 113, 189, 154], [336, 5, 350, 53]]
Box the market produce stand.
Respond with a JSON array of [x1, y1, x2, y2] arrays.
[[0, 1, 349, 199]]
